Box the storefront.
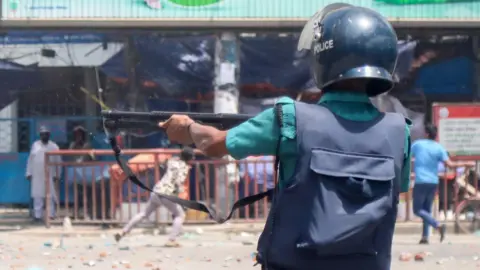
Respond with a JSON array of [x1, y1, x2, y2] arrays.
[[1, 0, 480, 29], [0, 0, 478, 222]]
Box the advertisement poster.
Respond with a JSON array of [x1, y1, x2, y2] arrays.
[[3, 0, 480, 22], [432, 103, 480, 157]]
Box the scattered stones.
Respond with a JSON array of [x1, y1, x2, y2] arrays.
[[414, 252, 426, 262], [99, 251, 108, 258], [240, 232, 253, 237], [62, 218, 73, 233], [4, 228, 480, 269], [399, 252, 412, 262], [84, 261, 96, 267]]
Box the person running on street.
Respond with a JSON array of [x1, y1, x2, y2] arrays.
[[411, 124, 473, 244], [115, 146, 194, 247]]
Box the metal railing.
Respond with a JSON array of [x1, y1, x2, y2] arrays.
[[43, 150, 480, 233], [44, 149, 275, 227]]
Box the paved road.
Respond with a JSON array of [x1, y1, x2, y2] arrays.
[[0, 230, 479, 270]]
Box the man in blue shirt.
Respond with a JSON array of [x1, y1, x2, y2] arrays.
[[411, 124, 472, 244], [160, 4, 410, 270]]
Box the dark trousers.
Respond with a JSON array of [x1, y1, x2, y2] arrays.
[[413, 183, 439, 238], [438, 178, 454, 212]]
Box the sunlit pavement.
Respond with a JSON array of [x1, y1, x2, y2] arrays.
[[0, 228, 479, 270]]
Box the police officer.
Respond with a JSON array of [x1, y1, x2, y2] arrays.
[[160, 3, 411, 270]]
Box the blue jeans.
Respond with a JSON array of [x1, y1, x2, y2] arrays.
[[413, 183, 439, 238]]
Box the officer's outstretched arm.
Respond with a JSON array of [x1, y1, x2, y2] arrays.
[[190, 108, 280, 160], [189, 123, 228, 158]]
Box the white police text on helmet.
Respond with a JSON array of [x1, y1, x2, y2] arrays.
[[314, 40, 334, 54]]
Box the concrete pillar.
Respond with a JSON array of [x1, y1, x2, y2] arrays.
[[213, 32, 240, 215], [213, 32, 239, 114]]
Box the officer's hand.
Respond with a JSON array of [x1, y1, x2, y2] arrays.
[[53, 177, 60, 182], [159, 115, 195, 145], [26, 175, 32, 181]]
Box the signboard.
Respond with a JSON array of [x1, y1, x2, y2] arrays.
[[432, 103, 480, 157], [2, 0, 480, 27]]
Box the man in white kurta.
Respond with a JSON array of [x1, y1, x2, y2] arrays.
[[26, 126, 61, 221]]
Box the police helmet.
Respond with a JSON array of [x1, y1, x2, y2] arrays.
[[298, 4, 398, 97]]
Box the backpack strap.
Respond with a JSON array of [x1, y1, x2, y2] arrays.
[[258, 102, 285, 268], [273, 103, 284, 186]]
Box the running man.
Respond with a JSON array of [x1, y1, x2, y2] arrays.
[[115, 146, 194, 247], [412, 124, 473, 244]]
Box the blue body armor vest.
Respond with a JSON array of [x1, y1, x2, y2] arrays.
[[257, 102, 406, 270]]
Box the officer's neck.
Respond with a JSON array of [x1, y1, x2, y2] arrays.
[[328, 80, 367, 92]]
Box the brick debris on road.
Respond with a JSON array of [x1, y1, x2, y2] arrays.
[[0, 225, 479, 270]]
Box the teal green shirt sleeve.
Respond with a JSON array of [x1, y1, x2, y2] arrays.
[[225, 108, 279, 160], [400, 121, 412, 193], [226, 97, 297, 161]]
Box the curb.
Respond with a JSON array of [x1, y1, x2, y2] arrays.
[[5, 223, 266, 238], [5, 222, 458, 238]]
